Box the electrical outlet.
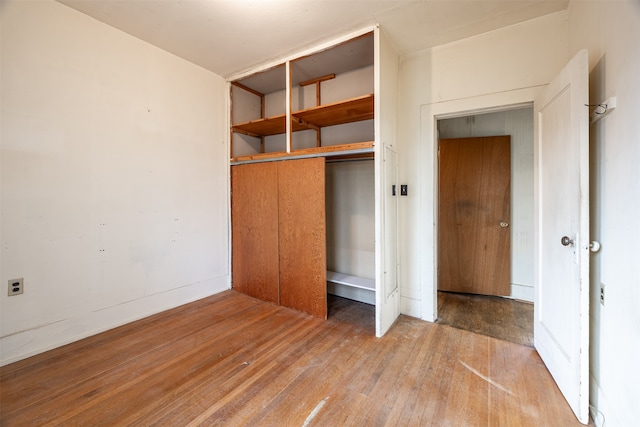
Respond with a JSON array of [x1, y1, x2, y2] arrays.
[[599, 283, 605, 306], [8, 278, 23, 296]]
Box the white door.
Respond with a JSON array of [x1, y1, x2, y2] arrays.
[[377, 145, 400, 336], [374, 27, 400, 337], [534, 49, 590, 424]]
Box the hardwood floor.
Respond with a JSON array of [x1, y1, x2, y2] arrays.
[[437, 291, 534, 347], [1, 290, 585, 426]]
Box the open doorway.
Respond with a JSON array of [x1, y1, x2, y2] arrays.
[[436, 107, 534, 347]]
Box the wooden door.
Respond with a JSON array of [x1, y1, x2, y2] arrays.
[[438, 136, 511, 296], [534, 49, 589, 424], [231, 162, 280, 304], [278, 158, 327, 318]]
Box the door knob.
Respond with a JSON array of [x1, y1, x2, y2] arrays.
[[561, 236, 574, 246], [500, 221, 509, 228]]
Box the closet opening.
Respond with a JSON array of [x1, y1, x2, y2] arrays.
[[325, 155, 376, 328], [435, 106, 534, 347]]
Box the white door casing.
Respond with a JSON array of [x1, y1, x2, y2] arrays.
[[420, 88, 540, 323], [533, 49, 590, 424]]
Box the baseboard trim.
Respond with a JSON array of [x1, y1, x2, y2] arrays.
[[0, 275, 230, 366]]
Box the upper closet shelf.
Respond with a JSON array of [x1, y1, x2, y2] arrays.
[[231, 94, 374, 138], [232, 114, 305, 137], [294, 94, 374, 128]]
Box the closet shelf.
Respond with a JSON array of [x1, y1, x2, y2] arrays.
[[231, 94, 374, 138], [230, 141, 374, 164], [231, 114, 306, 137], [294, 94, 374, 128], [326, 271, 375, 291]]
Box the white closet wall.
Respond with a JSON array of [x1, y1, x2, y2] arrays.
[[326, 161, 375, 279]]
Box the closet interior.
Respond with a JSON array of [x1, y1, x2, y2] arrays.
[[229, 28, 397, 332]]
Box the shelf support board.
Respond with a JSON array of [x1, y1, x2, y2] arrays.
[[232, 127, 261, 138], [292, 116, 320, 132], [299, 74, 335, 87], [231, 81, 264, 98], [300, 74, 336, 108]]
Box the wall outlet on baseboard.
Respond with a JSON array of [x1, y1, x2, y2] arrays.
[[8, 278, 24, 296], [599, 283, 605, 306]]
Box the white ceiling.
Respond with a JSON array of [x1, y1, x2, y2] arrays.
[[57, 0, 569, 79]]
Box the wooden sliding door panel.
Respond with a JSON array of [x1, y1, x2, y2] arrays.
[[277, 158, 327, 318], [231, 163, 280, 304]]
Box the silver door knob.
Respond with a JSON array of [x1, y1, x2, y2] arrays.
[[561, 236, 574, 246]]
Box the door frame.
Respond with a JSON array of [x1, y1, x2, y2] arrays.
[[419, 87, 541, 321]]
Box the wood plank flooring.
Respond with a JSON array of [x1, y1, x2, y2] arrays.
[[1, 291, 585, 426], [437, 291, 534, 347]]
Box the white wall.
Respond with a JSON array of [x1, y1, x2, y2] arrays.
[[396, 4, 639, 425], [397, 11, 569, 318], [326, 160, 375, 279], [567, 2, 640, 426], [438, 107, 534, 301], [0, 0, 230, 365]]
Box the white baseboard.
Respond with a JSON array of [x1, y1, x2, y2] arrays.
[[400, 296, 422, 319], [589, 374, 627, 427], [0, 275, 230, 366], [510, 283, 534, 302]]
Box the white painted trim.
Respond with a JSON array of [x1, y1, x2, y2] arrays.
[[400, 297, 421, 318], [285, 60, 292, 153], [227, 82, 233, 290], [373, 27, 384, 335], [0, 275, 230, 366], [589, 374, 622, 427], [418, 86, 544, 322], [510, 283, 534, 302]]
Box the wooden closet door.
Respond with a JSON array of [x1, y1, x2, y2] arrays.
[[231, 162, 280, 304], [278, 158, 327, 318], [438, 136, 511, 296]]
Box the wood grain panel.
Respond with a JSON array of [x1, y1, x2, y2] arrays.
[[231, 94, 374, 139], [438, 136, 511, 296], [0, 292, 586, 426], [231, 163, 279, 303], [277, 157, 327, 318], [231, 114, 308, 137], [293, 94, 374, 127]]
